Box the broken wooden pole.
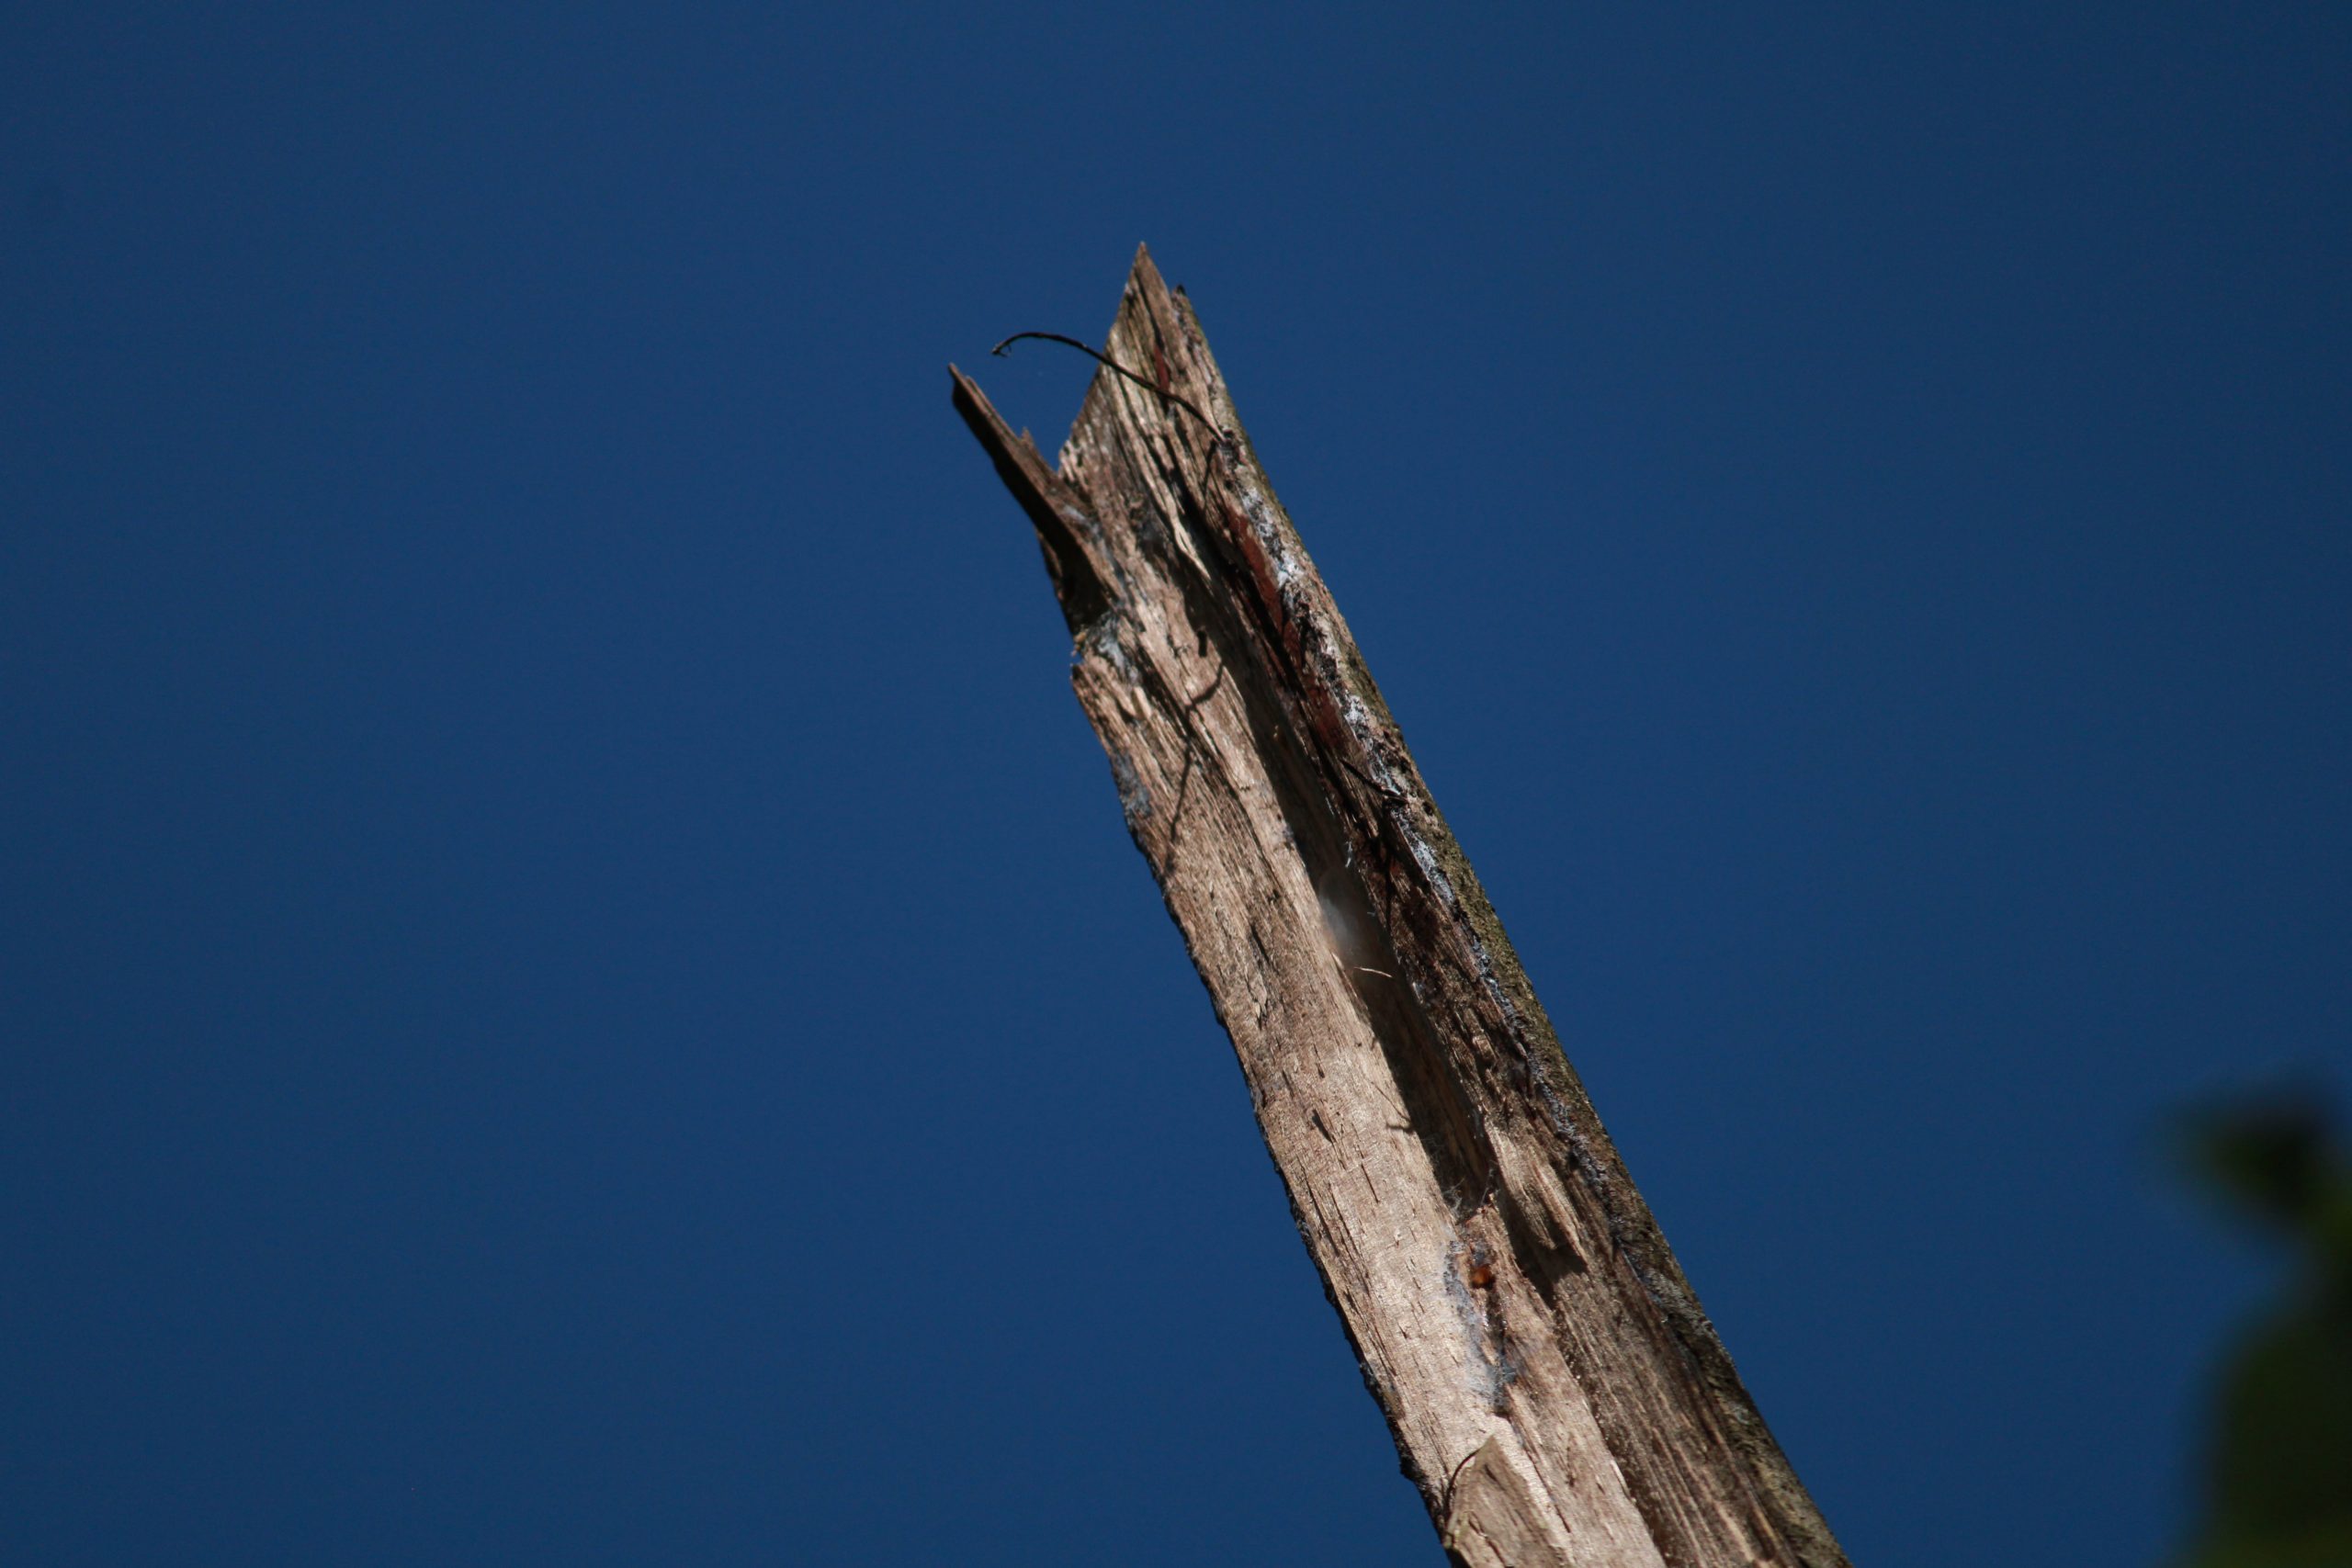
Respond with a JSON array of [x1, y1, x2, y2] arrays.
[[951, 246, 1848, 1568]]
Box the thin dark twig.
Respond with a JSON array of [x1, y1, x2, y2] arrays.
[[990, 331, 1223, 439], [1441, 1443, 1484, 1523]]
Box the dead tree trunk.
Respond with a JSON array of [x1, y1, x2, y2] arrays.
[[951, 246, 1848, 1568]]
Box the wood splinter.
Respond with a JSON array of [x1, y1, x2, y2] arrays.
[[952, 245, 1849, 1568]]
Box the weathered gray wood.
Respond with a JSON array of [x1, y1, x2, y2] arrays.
[[953, 247, 1848, 1568]]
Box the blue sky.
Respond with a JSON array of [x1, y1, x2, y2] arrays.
[[4, 5, 2346, 1564]]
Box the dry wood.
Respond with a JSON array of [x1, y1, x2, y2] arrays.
[[952, 247, 1848, 1568]]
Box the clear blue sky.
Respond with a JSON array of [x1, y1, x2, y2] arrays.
[[4, 6, 2346, 1564]]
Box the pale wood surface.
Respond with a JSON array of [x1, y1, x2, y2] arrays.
[[952, 247, 1848, 1568]]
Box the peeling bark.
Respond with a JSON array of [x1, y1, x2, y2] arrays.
[[952, 247, 1848, 1568]]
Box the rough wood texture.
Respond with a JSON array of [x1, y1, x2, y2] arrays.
[[952, 247, 1849, 1568]]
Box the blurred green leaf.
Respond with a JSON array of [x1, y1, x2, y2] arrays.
[[2176, 1089, 2352, 1568]]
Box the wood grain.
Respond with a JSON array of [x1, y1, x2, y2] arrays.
[[953, 247, 1848, 1568]]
